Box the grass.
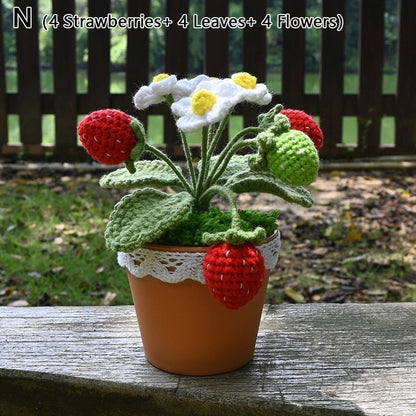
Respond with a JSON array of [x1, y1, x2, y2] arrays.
[[0, 174, 132, 306], [5, 70, 396, 147]]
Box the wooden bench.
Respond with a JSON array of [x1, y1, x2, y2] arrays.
[[1, 303, 415, 416]]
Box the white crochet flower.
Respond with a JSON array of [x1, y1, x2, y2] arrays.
[[173, 74, 211, 100], [133, 74, 178, 110], [231, 72, 272, 105], [171, 79, 241, 133]]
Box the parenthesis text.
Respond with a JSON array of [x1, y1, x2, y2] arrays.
[[337, 13, 344, 32]]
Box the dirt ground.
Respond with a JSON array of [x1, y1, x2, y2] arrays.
[[234, 168, 416, 303]]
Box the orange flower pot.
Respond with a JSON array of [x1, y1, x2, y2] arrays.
[[124, 233, 280, 376]]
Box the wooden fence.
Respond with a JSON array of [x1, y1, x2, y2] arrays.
[[1, 0, 416, 162]]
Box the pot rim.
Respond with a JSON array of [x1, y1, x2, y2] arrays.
[[118, 230, 281, 285]]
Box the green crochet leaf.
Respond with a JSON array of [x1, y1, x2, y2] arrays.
[[225, 170, 314, 208], [204, 155, 251, 184], [99, 160, 184, 189], [105, 189, 194, 252]]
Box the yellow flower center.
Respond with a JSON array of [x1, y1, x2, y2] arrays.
[[152, 73, 169, 82], [233, 72, 257, 89], [191, 89, 217, 115]]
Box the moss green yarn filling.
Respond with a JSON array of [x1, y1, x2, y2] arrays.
[[154, 207, 279, 246]]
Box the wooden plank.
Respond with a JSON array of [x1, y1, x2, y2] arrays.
[[204, 0, 229, 78], [242, 0, 267, 128], [357, 0, 384, 153], [14, 0, 42, 149], [164, 0, 190, 156], [395, 0, 416, 152], [87, 0, 111, 110], [0, 6, 7, 149], [281, 0, 306, 109], [243, 0, 267, 81], [165, 0, 189, 78], [52, 0, 78, 160], [319, 0, 346, 156], [202, 0, 230, 149], [126, 0, 150, 139], [126, 0, 150, 95], [1, 304, 416, 415]]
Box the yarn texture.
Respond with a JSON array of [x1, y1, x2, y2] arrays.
[[133, 74, 178, 110], [281, 109, 324, 150], [105, 189, 194, 252], [230, 72, 272, 105], [267, 130, 319, 186], [171, 79, 244, 132], [99, 160, 183, 189], [203, 242, 266, 309], [78, 109, 137, 165], [154, 207, 278, 246], [232, 72, 257, 89], [191, 89, 217, 115]]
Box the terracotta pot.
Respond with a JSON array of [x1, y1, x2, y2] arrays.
[[125, 233, 280, 376]]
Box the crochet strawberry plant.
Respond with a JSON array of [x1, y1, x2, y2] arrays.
[[78, 72, 324, 309]]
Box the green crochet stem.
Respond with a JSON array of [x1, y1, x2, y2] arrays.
[[165, 93, 197, 190], [142, 103, 265, 210], [198, 184, 267, 245], [144, 143, 194, 195], [179, 129, 197, 189], [207, 123, 216, 149], [125, 118, 147, 174], [199, 185, 241, 229], [195, 126, 209, 199], [206, 111, 232, 161], [207, 136, 259, 188]]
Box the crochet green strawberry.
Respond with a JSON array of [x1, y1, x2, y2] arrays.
[[267, 130, 319, 186], [281, 109, 324, 150], [78, 109, 145, 170], [203, 242, 265, 309]]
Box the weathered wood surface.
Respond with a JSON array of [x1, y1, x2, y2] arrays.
[[1, 303, 415, 416]]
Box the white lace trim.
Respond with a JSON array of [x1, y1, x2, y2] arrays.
[[118, 231, 281, 284]]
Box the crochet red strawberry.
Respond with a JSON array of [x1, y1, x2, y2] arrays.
[[78, 109, 137, 165], [281, 109, 324, 150], [203, 242, 265, 310]]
